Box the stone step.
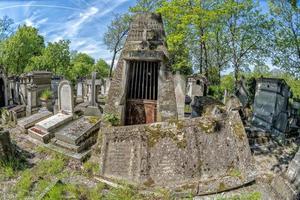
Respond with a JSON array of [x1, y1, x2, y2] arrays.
[[45, 141, 92, 161], [52, 133, 98, 154], [52, 139, 81, 153]]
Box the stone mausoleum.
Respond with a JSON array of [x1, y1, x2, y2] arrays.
[[97, 13, 255, 195], [104, 13, 177, 125]]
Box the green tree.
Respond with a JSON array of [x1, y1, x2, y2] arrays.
[[68, 52, 95, 80], [268, 0, 300, 77], [130, 0, 164, 13], [223, 0, 270, 83], [1, 25, 44, 74], [93, 59, 110, 77], [103, 14, 131, 77], [25, 40, 71, 76]]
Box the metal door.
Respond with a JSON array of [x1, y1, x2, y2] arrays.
[[125, 60, 159, 125]]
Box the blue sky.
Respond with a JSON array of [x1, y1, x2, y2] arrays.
[[0, 0, 136, 64], [0, 0, 269, 66]]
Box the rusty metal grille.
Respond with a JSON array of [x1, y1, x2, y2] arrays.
[[127, 60, 159, 100]]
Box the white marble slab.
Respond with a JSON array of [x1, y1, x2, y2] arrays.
[[35, 113, 73, 132]]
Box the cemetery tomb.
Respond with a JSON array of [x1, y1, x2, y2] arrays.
[[98, 101, 255, 194], [20, 71, 52, 115], [104, 13, 177, 125], [97, 13, 255, 195], [28, 80, 74, 143], [17, 110, 52, 132], [46, 116, 101, 160], [186, 74, 208, 100], [251, 78, 291, 140]]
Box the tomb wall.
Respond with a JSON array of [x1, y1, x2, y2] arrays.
[[98, 108, 255, 194]]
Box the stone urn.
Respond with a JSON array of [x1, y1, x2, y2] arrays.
[[40, 97, 52, 111], [40, 89, 53, 111]]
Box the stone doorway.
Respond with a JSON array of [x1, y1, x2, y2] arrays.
[[125, 60, 159, 125], [0, 78, 5, 107]]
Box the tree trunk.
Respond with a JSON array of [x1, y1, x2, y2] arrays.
[[109, 50, 117, 78], [203, 41, 209, 79]]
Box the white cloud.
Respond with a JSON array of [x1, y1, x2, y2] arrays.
[[66, 6, 98, 37], [24, 18, 33, 26]]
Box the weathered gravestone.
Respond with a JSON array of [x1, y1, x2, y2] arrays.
[[0, 128, 14, 160], [28, 80, 74, 143], [104, 13, 177, 125], [76, 78, 84, 104], [84, 72, 102, 116]]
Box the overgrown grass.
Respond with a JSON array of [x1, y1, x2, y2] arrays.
[[0, 156, 28, 181], [44, 182, 106, 200], [106, 185, 143, 200], [82, 161, 100, 177], [14, 148, 69, 199]]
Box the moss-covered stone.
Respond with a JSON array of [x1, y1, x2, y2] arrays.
[[88, 116, 100, 124], [198, 119, 218, 134], [218, 182, 227, 192], [145, 124, 187, 149], [232, 121, 245, 140]]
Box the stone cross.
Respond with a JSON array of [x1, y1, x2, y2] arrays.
[[90, 72, 97, 106]]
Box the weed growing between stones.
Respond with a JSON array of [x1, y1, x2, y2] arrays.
[[82, 161, 100, 177], [0, 156, 28, 180]]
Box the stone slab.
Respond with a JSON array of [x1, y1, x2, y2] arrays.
[[54, 116, 101, 145], [35, 113, 73, 132], [17, 111, 52, 129], [28, 127, 53, 143]]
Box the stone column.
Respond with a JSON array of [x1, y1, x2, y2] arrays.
[[90, 72, 97, 106], [26, 84, 38, 116]]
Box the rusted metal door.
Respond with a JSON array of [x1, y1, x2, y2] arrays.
[[125, 60, 159, 125], [125, 99, 157, 125]]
